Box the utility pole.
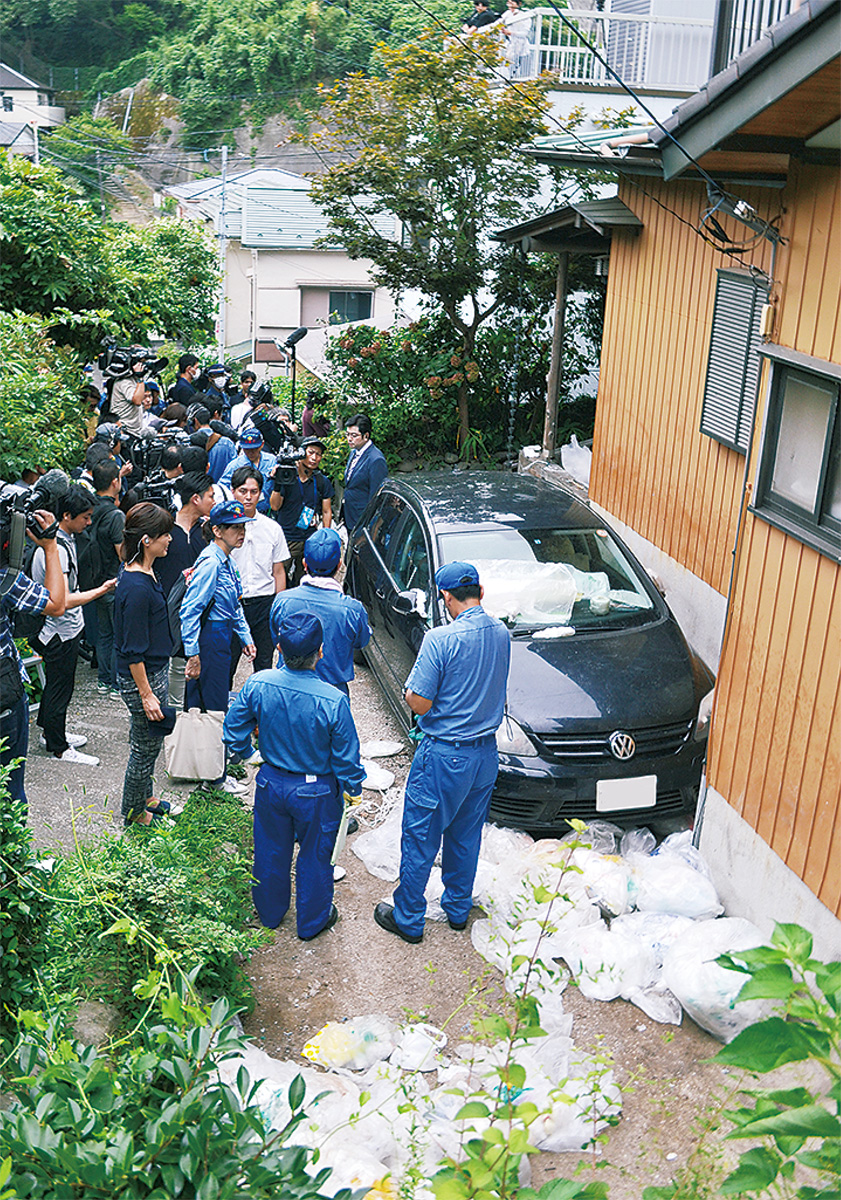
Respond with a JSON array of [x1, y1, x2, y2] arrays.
[[217, 145, 227, 360]]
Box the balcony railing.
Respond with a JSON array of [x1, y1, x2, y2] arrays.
[[709, 0, 794, 74], [509, 8, 714, 92]]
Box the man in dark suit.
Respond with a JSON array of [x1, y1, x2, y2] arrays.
[[340, 412, 388, 533]]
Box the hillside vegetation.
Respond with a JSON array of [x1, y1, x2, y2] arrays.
[[5, 0, 471, 144]]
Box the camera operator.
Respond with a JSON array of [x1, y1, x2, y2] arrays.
[[269, 436, 334, 586], [0, 511, 67, 805], [109, 352, 148, 439]]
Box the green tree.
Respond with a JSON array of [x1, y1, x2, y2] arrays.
[[308, 31, 554, 445], [0, 152, 219, 355]]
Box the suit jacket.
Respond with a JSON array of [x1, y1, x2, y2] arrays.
[[341, 442, 388, 531]]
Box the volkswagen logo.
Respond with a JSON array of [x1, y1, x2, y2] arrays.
[[608, 731, 636, 760]]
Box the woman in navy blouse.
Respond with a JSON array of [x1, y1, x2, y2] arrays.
[[114, 503, 174, 827]]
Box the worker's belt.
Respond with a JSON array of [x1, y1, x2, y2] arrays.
[[424, 733, 496, 749]]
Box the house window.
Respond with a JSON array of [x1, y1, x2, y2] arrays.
[[328, 291, 372, 325], [700, 268, 769, 454], [752, 347, 841, 562]]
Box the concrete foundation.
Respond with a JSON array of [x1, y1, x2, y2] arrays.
[[698, 787, 841, 962]]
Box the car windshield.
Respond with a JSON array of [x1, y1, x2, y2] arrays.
[[439, 527, 656, 631]]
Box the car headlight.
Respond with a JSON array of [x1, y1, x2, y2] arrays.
[[496, 714, 538, 757], [693, 688, 715, 741]]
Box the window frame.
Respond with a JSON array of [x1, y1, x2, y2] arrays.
[[699, 268, 769, 455], [750, 344, 841, 563], [327, 290, 373, 325]]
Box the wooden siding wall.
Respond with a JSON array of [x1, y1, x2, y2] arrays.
[[592, 177, 776, 595], [709, 162, 841, 916]]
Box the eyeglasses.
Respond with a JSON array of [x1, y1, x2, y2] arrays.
[[346, 431, 364, 440]]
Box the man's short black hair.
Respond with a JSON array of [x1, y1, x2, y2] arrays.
[[444, 584, 481, 602], [160, 444, 182, 473], [62, 484, 95, 520], [93, 460, 120, 492], [176, 472, 214, 505], [282, 649, 320, 671], [179, 353, 199, 374], [191, 406, 211, 426], [85, 443, 111, 469], [180, 446, 209, 474], [230, 464, 264, 491], [346, 412, 373, 437], [240, 370, 257, 383]]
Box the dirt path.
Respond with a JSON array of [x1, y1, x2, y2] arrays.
[[25, 658, 728, 1197]]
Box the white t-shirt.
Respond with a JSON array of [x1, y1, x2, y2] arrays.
[[110, 376, 144, 437], [231, 512, 290, 597], [32, 533, 84, 643]]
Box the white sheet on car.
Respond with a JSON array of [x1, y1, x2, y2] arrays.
[[472, 559, 648, 626]]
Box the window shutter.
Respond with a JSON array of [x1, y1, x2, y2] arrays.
[[700, 269, 768, 454]]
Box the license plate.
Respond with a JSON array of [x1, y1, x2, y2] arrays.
[[596, 775, 657, 812]]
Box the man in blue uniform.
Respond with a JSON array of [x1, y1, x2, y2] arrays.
[[224, 612, 365, 941], [269, 528, 370, 695], [219, 428, 277, 513], [374, 562, 510, 944]]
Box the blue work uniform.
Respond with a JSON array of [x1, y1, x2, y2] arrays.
[[224, 666, 365, 938], [394, 605, 510, 937], [181, 543, 251, 712], [269, 583, 371, 694], [220, 451, 277, 512]]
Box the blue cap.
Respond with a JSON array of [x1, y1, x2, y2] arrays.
[[239, 427, 264, 448], [145, 380, 160, 392], [277, 612, 323, 657], [209, 499, 255, 526], [435, 561, 480, 592], [207, 363, 227, 377], [304, 528, 342, 575]]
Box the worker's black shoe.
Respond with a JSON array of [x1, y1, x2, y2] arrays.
[[300, 904, 339, 941], [446, 914, 468, 931], [374, 901, 423, 944]]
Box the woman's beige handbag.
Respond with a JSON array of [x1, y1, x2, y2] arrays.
[[164, 708, 225, 781]]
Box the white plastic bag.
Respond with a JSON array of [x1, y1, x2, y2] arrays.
[[662, 918, 772, 1042], [302, 1014, 398, 1070], [560, 923, 657, 1002], [361, 759, 396, 791], [570, 848, 633, 917], [352, 802, 403, 880], [630, 851, 723, 920], [611, 911, 695, 966], [390, 1023, 447, 1071], [360, 739, 404, 758], [560, 434, 592, 487]]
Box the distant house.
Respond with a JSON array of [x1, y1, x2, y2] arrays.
[[0, 64, 65, 129], [509, 0, 840, 954], [164, 167, 397, 371], [0, 120, 37, 159]]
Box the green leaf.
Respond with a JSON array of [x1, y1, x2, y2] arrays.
[[455, 1101, 491, 1120], [720, 1146, 781, 1193], [642, 1188, 679, 1199], [736, 963, 797, 1002], [726, 1105, 841, 1142], [772, 923, 813, 962], [813, 961, 841, 1002], [288, 1073, 305, 1111], [714, 1017, 831, 1071]]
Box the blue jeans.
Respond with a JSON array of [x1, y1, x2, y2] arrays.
[[95, 593, 117, 688], [394, 736, 499, 937], [1, 692, 30, 806], [252, 765, 341, 938]]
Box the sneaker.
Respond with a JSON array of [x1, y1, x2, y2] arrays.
[[96, 682, 110, 695], [219, 776, 249, 795], [40, 733, 88, 750], [241, 749, 263, 767], [54, 747, 100, 766], [109, 689, 121, 701]]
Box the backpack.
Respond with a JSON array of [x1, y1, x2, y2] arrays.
[[14, 533, 77, 645], [77, 500, 118, 590], [166, 569, 213, 659]]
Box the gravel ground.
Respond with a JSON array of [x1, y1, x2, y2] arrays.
[[24, 654, 731, 1197]]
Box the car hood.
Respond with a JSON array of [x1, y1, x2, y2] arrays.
[[506, 618, 708, 732]]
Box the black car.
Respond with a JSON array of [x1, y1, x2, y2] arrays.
[[346, 472, 715, 834]]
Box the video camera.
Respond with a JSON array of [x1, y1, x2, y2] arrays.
[[132, 473, 177, 510], [0, 470, 70, 570], [98, 339, 168, 381]]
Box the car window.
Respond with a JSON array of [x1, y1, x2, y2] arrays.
[[391, 511, 431, 598], [367, 493, 404, 559], [439, 526, 655, 630]]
